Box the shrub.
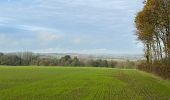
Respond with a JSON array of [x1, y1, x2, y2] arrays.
[[138, 61, 170, 79]]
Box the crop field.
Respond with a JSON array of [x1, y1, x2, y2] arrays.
[[0, 66, 170, 100]]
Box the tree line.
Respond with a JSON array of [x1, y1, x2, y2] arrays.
[[135, 0, 170, 78], [0, 52, 117, 68]]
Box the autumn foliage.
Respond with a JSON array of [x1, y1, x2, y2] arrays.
[[135, 0, 170, 78]]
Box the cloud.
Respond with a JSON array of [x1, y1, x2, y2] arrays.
[[0, 34, 8, 45], [0, 17, 14, 23], [37, 32, 63, 42], [71, 37, 92, 44], [0, 0, 144, 54], [72, 38, 82, 44], [0, 33, 20, 47]]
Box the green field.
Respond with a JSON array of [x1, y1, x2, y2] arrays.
[[0, 66, 170, 100]]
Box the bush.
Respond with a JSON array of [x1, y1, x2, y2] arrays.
[[138, 61, 170, 79]]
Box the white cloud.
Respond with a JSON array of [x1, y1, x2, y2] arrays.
[[0, 34, 7, 45], [0, 17, 14, 23], [71, 36, 99, 45], [38, 0, 129, 10], [37, 32, 63, 42], [72, 38, 82, 44], [0, 33, 19, 46], [0, 0, 144, 54]]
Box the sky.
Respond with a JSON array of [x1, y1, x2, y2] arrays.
[[0, 0, 144, 54]]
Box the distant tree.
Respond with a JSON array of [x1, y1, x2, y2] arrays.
[[71, 57, 80, 66], [59, 55, 72, 66], [16, 52, 34, 65], [108, 61, 117, 68], [92, 60, 100, 67], [62, 55, 71, 61], [0, 55, 21, 66], [0, 53, 119, 68], [0, 53, 3, 64], [100, 60, 108, 67], [0, 53, 4, 57]]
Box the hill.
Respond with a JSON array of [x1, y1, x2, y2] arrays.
[[37, 53, 144, 61]]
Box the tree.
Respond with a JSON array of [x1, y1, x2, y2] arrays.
[[100, 60, 108, 67], [71, 57, 80, 66], [0, 53, 4, 57], [108, 61, 117, 68], [135, 0, 170, 62], [0, 55, 21, 66], [59, 55, 72, 66], [135, 0, 170, 78]]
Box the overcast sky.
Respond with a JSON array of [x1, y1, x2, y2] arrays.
[[0, 0, 143, 54]]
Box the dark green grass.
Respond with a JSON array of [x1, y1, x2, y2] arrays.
[[0, 66, 170, 100]]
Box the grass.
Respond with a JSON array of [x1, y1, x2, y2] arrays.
[[0, 66, 170, 100]]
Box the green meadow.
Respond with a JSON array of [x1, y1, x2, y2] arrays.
[[0, 66, 170, 100]]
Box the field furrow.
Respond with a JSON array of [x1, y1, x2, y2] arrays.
[[0, 66, 170, 100]]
